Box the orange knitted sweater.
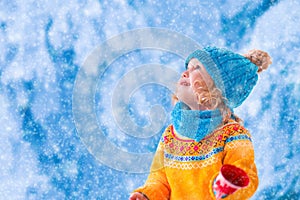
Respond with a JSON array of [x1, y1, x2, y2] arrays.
[[134, 122, 258, 200]]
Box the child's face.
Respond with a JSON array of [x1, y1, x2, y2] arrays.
[[176, 58, 214, 110]]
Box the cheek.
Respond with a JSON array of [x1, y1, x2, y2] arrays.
[[191, 73, 204, 86], [190, 71, 214, 90], [193, 81, 202, 89], [192, 76, 213, 92], [192, 80, 208, 93]]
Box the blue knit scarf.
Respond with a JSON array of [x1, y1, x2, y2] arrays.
[[171, 102, 223, 142]]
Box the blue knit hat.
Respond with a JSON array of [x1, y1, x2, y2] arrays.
[[185, 46, 261, 109]]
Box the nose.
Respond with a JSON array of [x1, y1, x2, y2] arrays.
[[181, 70, 189, 78]]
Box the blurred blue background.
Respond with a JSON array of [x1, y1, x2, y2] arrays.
[[1, 0, 300, 199]]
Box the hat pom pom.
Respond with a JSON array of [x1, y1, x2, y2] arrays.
[[243, 49, 272, 73]]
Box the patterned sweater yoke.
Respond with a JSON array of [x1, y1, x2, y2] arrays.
[[161, 122, 252, 170]]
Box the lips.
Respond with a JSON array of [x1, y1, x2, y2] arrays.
[[181, 82, 190, 86], [179, 78, 191, 86]]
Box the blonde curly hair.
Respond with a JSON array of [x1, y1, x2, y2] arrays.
[[173, 80, 240, 124], [193, 80, 242, 124]]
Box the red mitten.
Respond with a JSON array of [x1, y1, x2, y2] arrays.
[[213, 164, 249, 199]]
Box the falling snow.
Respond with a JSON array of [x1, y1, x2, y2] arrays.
[[0, 0, 299, 199]]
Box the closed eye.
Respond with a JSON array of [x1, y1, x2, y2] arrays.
[[188, 64, 201, 71], [195, 65, 201, 70]]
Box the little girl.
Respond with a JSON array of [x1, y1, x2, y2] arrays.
[[129, 46, 272, 200]]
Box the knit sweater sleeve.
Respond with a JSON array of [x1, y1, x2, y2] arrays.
[[133, 136, 170, 200], [221, 124, 259, 200]]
